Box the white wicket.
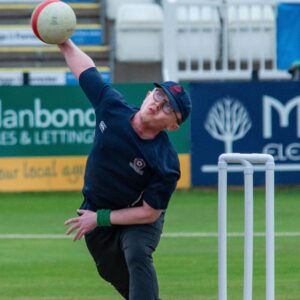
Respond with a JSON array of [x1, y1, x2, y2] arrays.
[[218, 153, 275, 300]]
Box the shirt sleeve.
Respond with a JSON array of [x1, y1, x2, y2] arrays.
[[79, 67, 108, 108], [143, 172, 179, 210], [143, 146, 180, 210], [79, 67, 126, 109]]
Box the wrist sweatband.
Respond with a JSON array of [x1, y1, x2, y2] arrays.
[[97, 209, 112, 227]]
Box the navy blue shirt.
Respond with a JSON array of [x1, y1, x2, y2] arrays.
[[79, 67, 180, 211]]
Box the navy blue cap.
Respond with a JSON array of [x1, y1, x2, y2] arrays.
[[154, 81, 192, 123]]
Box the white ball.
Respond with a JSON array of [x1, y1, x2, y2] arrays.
[[31, 0, 77, 44]]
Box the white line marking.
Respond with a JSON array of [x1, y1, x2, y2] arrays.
[[163, 232, 300, 238], [0, 234, 70, 239], [0, 232, 299, 239]]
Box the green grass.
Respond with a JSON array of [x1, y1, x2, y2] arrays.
[[0, 188, 299, 299]]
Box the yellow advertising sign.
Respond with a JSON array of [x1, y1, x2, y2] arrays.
[[0, 154, 190, 192], [178, 153, 190, 189], [0, 156, 85, 192]]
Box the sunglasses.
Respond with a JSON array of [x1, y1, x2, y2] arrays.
[[152, 88, 181, 125]]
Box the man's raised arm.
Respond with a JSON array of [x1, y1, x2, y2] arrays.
[[58, 39, 95, 79]]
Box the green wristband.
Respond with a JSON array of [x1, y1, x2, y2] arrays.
[[96, 209, 112, 227]]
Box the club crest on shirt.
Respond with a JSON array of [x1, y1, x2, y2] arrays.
[[129, 158, 146, 175]]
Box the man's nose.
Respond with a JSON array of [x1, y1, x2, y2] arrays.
[[153, 100, 162, 111]]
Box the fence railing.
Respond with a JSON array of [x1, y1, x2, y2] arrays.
[[162, 0, 292, 81]]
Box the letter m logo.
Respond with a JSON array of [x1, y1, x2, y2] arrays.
[[263, 96, 300, 138]]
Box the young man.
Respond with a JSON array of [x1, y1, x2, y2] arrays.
[[60, 40, 191, 300]]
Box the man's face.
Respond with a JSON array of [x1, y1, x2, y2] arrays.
[[139, 88, 181, 129]]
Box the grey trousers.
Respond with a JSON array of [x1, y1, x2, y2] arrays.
[[84, 214, 164, 300]]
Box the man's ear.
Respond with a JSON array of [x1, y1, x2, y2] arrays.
[[166, 123, 179, 131]]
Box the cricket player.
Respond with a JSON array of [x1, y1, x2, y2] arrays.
[[60, 39, 191, 300]]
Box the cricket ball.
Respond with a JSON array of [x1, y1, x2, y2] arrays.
[[31, 0, 77, 44]]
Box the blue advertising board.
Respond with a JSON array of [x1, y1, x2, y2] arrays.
[[71, 28, 103, 45], [190, 81, 300, 185], [277, 3, 300, 69], [66, 70, 110, 85]]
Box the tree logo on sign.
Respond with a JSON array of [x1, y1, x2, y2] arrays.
[[205, 97, 252, 153]]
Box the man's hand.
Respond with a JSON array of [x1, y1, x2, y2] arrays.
[[64, 209, 97, 241]]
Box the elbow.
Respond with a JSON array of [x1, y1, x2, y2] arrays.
[[73, 62, 95, 79], [143, 209, 162, 223], [140, 201, 163, 224], [149, 214, 161, 223]]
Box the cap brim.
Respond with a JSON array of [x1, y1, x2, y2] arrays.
[[153, 83, 180, 112]]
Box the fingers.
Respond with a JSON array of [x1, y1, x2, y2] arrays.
[[64, 217, 80, 226], [66, 223, 80, 236], [64, 209, 87, 225], [64, 215, 81, 237], [73, 228, 85, 241], [77, 209, 86, 215], [65, 221, 86, 240], [64, 210, 93, 241], [64, 213, 87, 241]]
